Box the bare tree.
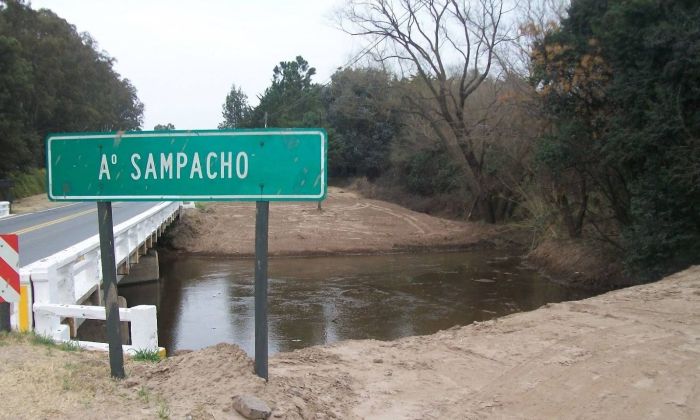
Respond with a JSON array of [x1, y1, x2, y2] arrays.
[[340, 0, 514, 222]]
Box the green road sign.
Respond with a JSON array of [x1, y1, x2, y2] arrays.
[[46, 129, 327, 201]]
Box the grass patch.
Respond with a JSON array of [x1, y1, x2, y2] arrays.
[[0, 330, 28, 343], [58, 340, 81, 352], [62, 377, 74, 391], [0, 330, 16, 345], [133, 348, 161, 362], [137, 386, 170, 418], [138, 386, 150, 403], [157, 400, 170, 419], [30, 332, 56, 347], [27, 333, 81, 352]]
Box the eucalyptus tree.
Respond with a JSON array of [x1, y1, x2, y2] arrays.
[[218, 84, 250, 129]]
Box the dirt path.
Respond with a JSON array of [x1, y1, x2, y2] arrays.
[[2, 266, 698, 419], [168, 187, 501, 257]]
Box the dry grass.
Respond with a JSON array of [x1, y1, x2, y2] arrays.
[[528, 238, 628, 290], [0, 332, 166, 419]]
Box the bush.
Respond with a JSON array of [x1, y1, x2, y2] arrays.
[[402, 148, 461, 196], [8, 168, 46, 199]]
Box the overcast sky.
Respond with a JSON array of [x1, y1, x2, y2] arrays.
[[29, 0, 360, 130]]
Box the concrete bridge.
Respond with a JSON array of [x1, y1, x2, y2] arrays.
[[0, 201, 183, 354]]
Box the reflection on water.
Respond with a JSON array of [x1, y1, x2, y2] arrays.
[[119, 250, 595, 355]]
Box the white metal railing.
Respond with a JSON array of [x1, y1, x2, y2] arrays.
[[13, 201, 180, 349], [33, 303, 158, 354]]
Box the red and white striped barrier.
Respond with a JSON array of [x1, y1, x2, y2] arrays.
[[0, 234, 19, 303]]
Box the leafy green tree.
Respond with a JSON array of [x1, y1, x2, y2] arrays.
[[0, 34, 35, 176], [324, 68, 398, 179], [402, 146, 461, 196], [218, 84, 250, 129], [532, 0, 700, 278], [600, 0, 700, 278], [248, 56, 322, 128], [0, 0, 144, 177]]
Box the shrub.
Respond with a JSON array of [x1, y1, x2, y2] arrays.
[[8, 168, 46, 199]]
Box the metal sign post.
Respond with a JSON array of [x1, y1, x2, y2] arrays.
[[254, 201, 269, 380], [97, 202, 125, 378]]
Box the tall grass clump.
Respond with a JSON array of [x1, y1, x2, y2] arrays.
[[133, 348, 161, 362]]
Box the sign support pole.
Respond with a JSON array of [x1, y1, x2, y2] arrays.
[[97, 201, 125, 379], [254, 200, 269, 380]]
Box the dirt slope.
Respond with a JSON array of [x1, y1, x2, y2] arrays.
[[2, 266, 698, 419], [167, 187, 500, 256]]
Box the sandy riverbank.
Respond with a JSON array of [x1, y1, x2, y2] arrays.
[[2, 266, 698, 419], [165, 186, 506, 257]]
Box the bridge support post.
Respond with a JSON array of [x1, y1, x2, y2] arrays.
[[97, 202, 125, 379], [254, 201, 269, 381]]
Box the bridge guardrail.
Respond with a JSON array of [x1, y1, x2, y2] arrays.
[[13, 201, 181, 348], [0, 201, 9, 218], [33, 303, 160, 354]]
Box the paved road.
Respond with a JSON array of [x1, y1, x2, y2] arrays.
[[0, 202, 163, 267]]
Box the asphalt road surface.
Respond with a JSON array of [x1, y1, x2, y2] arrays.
[[0, 202, 164, 267]]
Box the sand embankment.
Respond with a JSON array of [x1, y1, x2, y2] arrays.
[[166, 186, 503, 257]]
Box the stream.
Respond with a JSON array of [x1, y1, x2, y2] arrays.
[[119, 250, 596, 355]]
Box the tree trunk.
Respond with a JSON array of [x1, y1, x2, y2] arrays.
[[480, 193, 497, 224], [494, 194, 512, 222], [559, 194, 582, 238], [442, 131, 501, 223]]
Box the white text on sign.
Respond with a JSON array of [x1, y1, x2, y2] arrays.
[[98, 152, 249, 181]]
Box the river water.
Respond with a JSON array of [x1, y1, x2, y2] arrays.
[[120, 250, 595, 355]]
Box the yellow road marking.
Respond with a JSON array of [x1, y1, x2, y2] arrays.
[[11, 208, 96, 235]]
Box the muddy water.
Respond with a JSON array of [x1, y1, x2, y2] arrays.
[[120, 250, 595, 355]]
